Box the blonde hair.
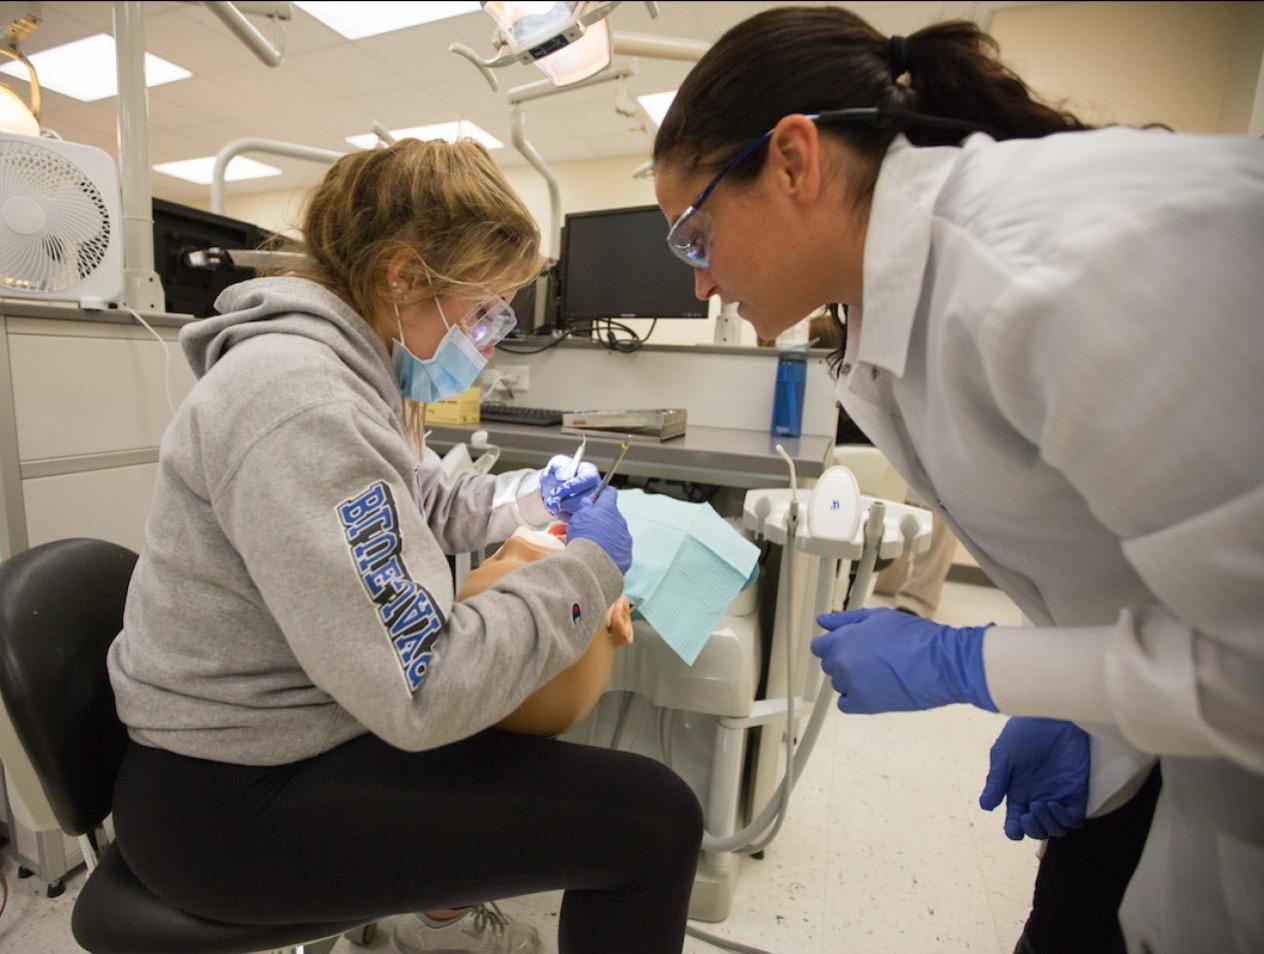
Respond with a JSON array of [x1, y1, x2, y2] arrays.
[[278, 138, 544, 449]]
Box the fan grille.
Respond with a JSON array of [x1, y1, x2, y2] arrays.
[[0, 139, 113, 293]]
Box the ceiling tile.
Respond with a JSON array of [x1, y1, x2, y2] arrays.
[[11, 6, 98, 55], [204, 60, 340, 109], [274, 6, 348, 54], [144, 92, 213, 132], [144, 9, 263, 75], [51, 2, 123, 34], [355, 26, 488, 88], [510, 104, 586, 142], [616, 1, 705, 36], [38, 100, 118, 138], [343, 88, 459, 131], [148, 76, 265, 125], [425, 75, 509, 122], [536, 139, 601, 162], [178, 115, 341, 156], [443, 10, 504, 49], [148, 129, 218, 164], [281, 43, 411, 98], [285, 98, 396, 140]]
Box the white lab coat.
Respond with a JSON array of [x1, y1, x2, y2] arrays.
[[835, 130, 1264, 952]]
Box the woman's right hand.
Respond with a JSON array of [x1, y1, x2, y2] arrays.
[[565, 487, 633, 574]]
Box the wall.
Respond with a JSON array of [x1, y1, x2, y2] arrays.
[[989, 1, 1264, 133], [188, 186, 310, 238], [193, 153, 749, 346]]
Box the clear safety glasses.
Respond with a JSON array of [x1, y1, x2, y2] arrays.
[[665, 108, 996, 270], [665, 127, 775, 270], [455, 295, 517, 349]]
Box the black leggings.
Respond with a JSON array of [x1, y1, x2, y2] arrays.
[[113, 730, 703, 954], [1018, 765, 1163, 954]]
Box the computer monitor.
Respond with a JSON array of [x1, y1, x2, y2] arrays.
[[560, 205, 705, 323], [152, 198, 276, 317], [508, 265, 556, 335]]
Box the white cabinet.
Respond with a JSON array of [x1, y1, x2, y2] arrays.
[[0, 301, 194, 886]]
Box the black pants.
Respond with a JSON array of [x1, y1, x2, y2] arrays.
[[1018, 766, 1163, 954], [113, 730, 704, 954]]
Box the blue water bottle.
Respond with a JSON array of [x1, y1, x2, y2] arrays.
[[771, 350, 808, 438]]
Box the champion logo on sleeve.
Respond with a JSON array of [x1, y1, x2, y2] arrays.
[[336, 480, 445, 694], [571, 602, 582, 625]]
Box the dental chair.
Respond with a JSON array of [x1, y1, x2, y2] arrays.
[[0, 538, 376, 954]]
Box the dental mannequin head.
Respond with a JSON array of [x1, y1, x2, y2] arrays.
[[460, 527, 633, 737]]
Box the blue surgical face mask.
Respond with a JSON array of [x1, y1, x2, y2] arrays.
[[392, 296, 488, 404]]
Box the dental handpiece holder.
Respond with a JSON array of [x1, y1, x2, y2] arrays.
[[713, 468, 934, 858]]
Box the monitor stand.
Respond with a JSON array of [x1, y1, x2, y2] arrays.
[[713, 299, 741, 346]]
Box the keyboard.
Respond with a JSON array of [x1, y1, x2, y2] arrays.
[[479, 402, 565, 427]]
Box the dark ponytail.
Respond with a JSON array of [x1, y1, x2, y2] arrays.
[[891, 21, 1089, 145], [654, 7, 1088, 181]]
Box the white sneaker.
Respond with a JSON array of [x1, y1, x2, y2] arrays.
[[391, 902, 542, 954]]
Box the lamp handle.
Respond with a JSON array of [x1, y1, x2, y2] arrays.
[[449, 42, 503, 93], [0, 45, 39, 122]]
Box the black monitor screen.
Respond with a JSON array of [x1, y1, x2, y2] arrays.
[[561, 205, 705, 321], [505, 276, 535, 336], [152, 198, 275, 317]]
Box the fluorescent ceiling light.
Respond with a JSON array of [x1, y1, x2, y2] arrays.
[[346, 120, 503, 150], [0, 34, 190, 103], [638, 91, 676, 128], [153, 156, 283, 185], [296, 1, 482, 39]]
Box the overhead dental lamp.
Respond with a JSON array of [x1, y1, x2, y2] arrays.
[[454, 1, 658, 89], [0, 4, 41, 136]]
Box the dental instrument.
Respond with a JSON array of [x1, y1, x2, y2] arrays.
[[591, 437, 631, 502], [569, 436, 587, 478]]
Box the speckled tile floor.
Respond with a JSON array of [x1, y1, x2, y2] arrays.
[[0, 581, 1037, 954]]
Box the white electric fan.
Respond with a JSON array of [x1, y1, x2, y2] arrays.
[[0, 132, 123, 308]]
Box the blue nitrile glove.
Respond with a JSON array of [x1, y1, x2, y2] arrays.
[[540, 454, 601, 519], [809, 607, 997, 714], [979, 717, 1090, 841], [565, 487, 633, 573]]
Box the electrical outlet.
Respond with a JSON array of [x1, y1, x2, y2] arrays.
[[498, 364, 529, 393]]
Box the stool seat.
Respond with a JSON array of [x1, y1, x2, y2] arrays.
[[71, 843, 370, 954]]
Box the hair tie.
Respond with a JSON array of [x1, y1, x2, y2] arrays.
[[890, 35, 909, 80]]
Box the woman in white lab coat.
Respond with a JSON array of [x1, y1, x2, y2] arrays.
[[651, 7, 1263, 953]]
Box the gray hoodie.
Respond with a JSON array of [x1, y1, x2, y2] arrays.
[[107, 277, 623, 765]]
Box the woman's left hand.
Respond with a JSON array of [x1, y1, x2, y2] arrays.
[[810, 607, 998, 714]]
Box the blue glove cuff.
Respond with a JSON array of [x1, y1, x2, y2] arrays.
[[958, 625, 998, 712]]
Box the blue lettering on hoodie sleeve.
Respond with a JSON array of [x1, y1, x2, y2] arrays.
[[336, 480, 445, 693]]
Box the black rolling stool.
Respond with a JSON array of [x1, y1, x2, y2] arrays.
[[0, 538, 377, 953]]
